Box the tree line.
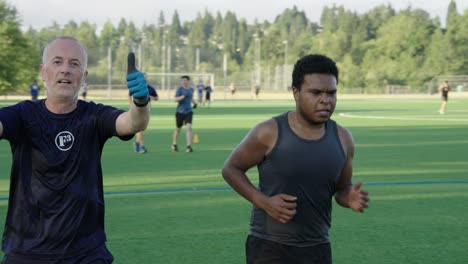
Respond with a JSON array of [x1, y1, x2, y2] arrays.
[[0, 0, 467, 95]]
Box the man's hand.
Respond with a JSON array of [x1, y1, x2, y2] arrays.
[[261, 194, 297, 224], [126, 52, 148, 105], [127, 72, 148, 99], [348, 181, 369, 213]]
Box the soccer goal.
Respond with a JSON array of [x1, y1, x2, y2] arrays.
[[430, 75, 468, 93]]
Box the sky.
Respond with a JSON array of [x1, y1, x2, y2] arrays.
[[9, 0, 468, 32]]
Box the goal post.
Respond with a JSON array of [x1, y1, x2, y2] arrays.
[[430, 75, 468, 94]]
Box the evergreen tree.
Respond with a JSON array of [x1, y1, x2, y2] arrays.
[[446, 0, 458, 30], [0, 0, 37, 95]]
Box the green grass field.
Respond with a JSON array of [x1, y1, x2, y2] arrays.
[[0, 97, 467, 263]]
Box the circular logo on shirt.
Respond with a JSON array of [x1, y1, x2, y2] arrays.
[[55, 131, 75, 151]]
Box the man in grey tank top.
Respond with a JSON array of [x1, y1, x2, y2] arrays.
[[222, 54, 370, 264]]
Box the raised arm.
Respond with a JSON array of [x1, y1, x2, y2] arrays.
[[115, 52, 150, 136], [115, 102, 150, 136]]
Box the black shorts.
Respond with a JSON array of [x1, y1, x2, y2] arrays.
[[442, 95, 448, 101], [2, 243, 113, 264], [176, 112, 193, 128], [245, 235, 331, 264], [205, 93, 211, 100]]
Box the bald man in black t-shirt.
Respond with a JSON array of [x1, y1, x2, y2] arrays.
[[0, 36, 150, 263]]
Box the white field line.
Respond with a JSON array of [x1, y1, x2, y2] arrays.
[[338, 112, 468, 122]]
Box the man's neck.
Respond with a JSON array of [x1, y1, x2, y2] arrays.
[[45, 97, 78, 114]]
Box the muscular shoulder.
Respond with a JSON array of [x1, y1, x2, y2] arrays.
[[336, 124, 354, 156], [248, 118, 278, 154]]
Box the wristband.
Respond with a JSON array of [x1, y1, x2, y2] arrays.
[[133, 96, 150, 107]]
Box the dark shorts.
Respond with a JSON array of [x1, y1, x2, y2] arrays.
[[176, 111, 193, 128], [205, 93, 211, 100], [245, 235, 332, 264], [442, 95, 448, 101], [2, 243, 113, 264]]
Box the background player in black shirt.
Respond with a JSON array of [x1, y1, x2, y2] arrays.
[[438, 80, 451, 114]]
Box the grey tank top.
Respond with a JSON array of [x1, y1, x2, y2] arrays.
[[249, 112, 346, 247]]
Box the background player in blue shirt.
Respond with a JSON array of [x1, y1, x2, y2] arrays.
[[29, 79, 41, 101], [0, 36, 150, 263], [195, 79, 205, 104], [172, 75, 197, 153]]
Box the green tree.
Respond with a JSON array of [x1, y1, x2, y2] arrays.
[[422, 28, 448, 80], [446, 0, 458, 30], [0, 0, 37, 95], [117, 18, 127, 37], [100, 21, 119, 49], [168, 10, 183, 47], [444, 10, 468, 74], [188, 13, 206, 48], [338, 54, 365, 91], [320, 5, 338, 33], [222, 11, 239, 58], [362, 4, 395, 39], [75, 21, 99, 66]]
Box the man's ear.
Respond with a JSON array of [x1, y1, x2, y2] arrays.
[[82, 70, 88, 84], [292, 87, 299, 101], [40, 64, 46, 82]]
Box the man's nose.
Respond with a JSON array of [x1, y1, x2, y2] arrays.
[[320, 94, 332, 103], [59, 63, 72, 74]]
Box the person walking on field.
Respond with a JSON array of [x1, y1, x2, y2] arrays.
[[438, 80, 451, 114], [222, 54, 369, 264], [204, 85, 213, 107], [196, 79, 205, 104], [0, 36, 150, 263], [172, 75, 197, 153], [29, 79, 41, 101]]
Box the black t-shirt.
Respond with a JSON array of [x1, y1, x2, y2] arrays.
[[0, 99, 129, 259], [442, 87, 449, 97]]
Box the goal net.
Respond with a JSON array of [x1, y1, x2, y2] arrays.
[[430, 75, 468, 94]]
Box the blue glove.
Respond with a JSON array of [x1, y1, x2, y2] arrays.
[[127, 72, 148, 99]]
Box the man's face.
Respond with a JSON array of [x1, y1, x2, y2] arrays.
[[181, 77, 190, 87], [293, 73, 337, 125], [40, 39, 88, 100]]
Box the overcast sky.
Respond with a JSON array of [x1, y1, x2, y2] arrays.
[[9, 0, 468, 31]]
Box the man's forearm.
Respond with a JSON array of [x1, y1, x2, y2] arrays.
[[129, 103, 150, 132], [335, 186, 352, 208]]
